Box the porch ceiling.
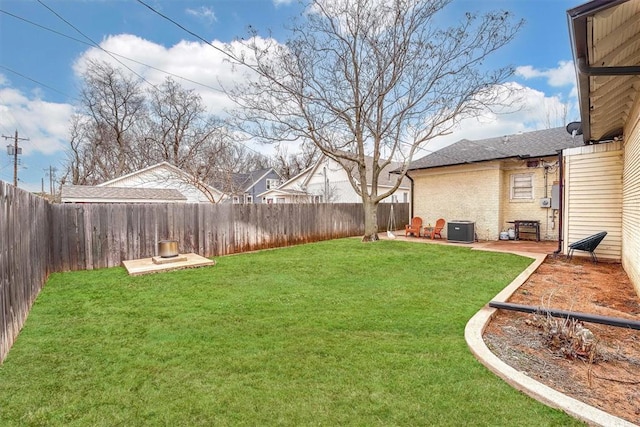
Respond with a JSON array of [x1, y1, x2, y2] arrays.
[[568, 0, 640, 142]]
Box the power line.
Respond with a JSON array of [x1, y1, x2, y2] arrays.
[[35, 0, 159, 92], [0, 8, 223, 94], [1, 9, 87, 45], [0, 64, 70, 97], [134, 0, 490, 166], [2, 3, 263, 160], [135, 0, 229, 58]]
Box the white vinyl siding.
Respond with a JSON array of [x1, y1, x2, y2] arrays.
[[510, 173, 534, 200], [563, 142, 623, 261], [623, 108, 640, 293]]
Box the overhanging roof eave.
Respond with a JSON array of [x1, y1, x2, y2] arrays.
[[567, 0, 633, 143]]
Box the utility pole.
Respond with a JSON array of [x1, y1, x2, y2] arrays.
[[2, 130, 29, 187], [45, 165, 57, 195]]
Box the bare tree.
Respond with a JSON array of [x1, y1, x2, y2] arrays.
[[63, 63, 252, 200], [65, 113, 89, 185], [273, 140, 319, 180], [146, 77, 222, 168], [541, 98, 570, 129], [79, 59, 146, 179], [225, 0, 522, 241]]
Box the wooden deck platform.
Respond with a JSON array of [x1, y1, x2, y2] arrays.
[[122, 253, 215, 276]]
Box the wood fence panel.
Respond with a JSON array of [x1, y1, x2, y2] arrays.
[[0, 183, 51, 362], [1, 193, 408, 363], [93, 205, 108, 270]]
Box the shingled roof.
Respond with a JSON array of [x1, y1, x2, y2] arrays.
[[407, 127, 584, 171], [61, 186, 187, 203]]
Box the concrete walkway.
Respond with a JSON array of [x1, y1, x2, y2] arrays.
[[384, 233, 636, 427]]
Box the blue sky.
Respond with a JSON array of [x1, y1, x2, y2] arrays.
[[0, 0, 581, 192]]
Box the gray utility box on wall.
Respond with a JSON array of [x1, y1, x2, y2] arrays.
[[447, 221, 475, 243]]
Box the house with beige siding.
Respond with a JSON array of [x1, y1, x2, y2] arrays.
[[405, 127, 582, 241], [567, 0, 640, 294]]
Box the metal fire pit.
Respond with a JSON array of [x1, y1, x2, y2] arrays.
[[158, 240, 179, 258]]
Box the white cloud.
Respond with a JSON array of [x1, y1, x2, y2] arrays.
[[516, 60, 576, 88], [0, 85, 74, 190], [73, 34, 264, 117], [0, 34, 577, 191], [421, 82, 578, 155], [73, 38, 580, 162], [186, 6, 217, 23], [0, 87, 73, 157], [273, 0, 295, 6]]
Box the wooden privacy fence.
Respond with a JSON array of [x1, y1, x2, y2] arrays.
[[1, 181, 408, 361], [0, 182, 51, 363], [50, 202, 409, 271]]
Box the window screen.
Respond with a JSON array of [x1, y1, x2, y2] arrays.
[[511, 173, 533, 200]]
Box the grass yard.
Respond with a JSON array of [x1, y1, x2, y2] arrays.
[[0, 239, 583, 426]]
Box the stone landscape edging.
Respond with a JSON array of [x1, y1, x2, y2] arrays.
[[464, 250, 637, 427]]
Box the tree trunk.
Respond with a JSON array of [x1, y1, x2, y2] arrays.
[[362, 198, 379, 242]]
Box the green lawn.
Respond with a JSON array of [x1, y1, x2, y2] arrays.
[[0, 239, 583, 426]]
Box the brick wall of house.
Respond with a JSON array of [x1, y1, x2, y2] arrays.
[[499, 157, 561, 241], [410, 156, 561, 242], [410, 162, 502, 241]]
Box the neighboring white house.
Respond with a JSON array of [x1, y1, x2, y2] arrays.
[[259, 155, 410, 204], [97, 162, 225, 203]]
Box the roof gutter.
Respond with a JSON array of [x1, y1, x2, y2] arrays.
[[567, 0, 633, 144]]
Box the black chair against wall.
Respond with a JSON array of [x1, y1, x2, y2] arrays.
[[567, 231, 607, 263]]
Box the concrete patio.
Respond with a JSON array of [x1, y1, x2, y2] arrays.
[[385, 232, 560, 256]]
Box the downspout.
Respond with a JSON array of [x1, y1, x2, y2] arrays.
[[577, 57, 640, 76], [406, 173, 415, 219], [553, 150, 564, 256]]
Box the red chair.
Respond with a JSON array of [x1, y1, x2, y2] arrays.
[[405, 217, 422, 237], [424, 218, 445, 239]]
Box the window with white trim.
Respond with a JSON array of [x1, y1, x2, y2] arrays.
[[510, 173, 534, 200], [266, 178, 279, 190], [246, 195, 253, 204]]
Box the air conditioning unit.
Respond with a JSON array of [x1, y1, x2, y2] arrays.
[[447, 221, 475, 243], [540, 197, 551, 208]]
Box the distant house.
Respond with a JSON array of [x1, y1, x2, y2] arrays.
[[61, 186, 187, 204], [217, 168, 282, 204], [405, 127, 583, 241], [97, 162, 224, 203], [259, 155, 410, 204], [566, 0, 640, 284]]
